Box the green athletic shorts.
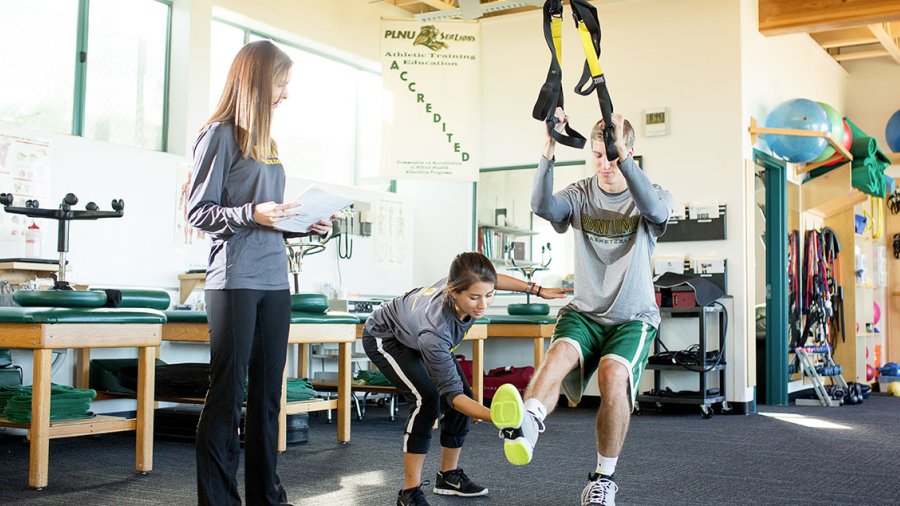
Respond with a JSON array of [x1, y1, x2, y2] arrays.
[[551, 310, 657, 407]]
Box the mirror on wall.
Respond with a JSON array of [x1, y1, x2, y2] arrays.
[[475, 159, 648, 289]]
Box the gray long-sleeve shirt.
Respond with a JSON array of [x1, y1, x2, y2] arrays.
[[364, 278, 474, 402], [188, 122, 289, 290], [532, 155, 675, 327]]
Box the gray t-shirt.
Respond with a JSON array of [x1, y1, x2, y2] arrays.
[[532, 155, 675, 327], [364, 277, 474, 400], [188, 122, 289, 290]]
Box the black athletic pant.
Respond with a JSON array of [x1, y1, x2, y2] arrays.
[[196, 289, 291, 506], [362, 332, 471, 454]]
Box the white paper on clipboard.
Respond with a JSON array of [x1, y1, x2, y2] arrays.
[[274, 185, 354, 233]]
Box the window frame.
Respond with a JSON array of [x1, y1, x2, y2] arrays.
[[68, 0, 173, 150]]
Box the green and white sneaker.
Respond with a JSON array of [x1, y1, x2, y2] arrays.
[[491, 383, 544, 465]]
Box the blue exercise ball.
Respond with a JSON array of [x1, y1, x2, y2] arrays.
[[765, 99, 830, 163], [887, 109, 900, 153]]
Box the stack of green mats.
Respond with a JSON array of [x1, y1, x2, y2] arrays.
[[354, 370, 392, 386], [286, 378, 318, 401], [241, 378, 318, 402], [809, 117, 891, 198], [0, 384, 96, 424]]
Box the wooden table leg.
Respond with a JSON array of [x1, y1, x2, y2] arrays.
[[337, 341, 351, 443], [75, 349, 90, 389], [29, 349, 52, 489], [278, 365, 287, 452], [472, 339, 484, 406], [533, 337, 545, 369], [136, 346, 155, 473], [298, 343, 309, 379]]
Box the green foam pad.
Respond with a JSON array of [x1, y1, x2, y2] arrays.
[[487, 314, 556, 324], [0, 307, 166, 324], [290, 312, 359, 324], [507, 303, 551, 316], [291, 293, 329, 314], [164, 310, 208, 323], [13, 289, 107, 308], [94, 288, 171, 310]]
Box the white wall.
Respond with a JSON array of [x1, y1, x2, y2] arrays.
[[843, 58, 900, 171]]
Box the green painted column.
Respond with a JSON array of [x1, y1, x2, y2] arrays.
[[756, 150, 789, 405]]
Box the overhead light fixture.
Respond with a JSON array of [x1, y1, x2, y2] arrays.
[[414, 0, 544, 22]]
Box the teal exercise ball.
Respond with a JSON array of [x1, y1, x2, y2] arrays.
[[887, 109, 900, 153], [765, 99, 830, 163]]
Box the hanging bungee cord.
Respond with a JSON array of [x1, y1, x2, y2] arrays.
[[532, 0, 618, 158]]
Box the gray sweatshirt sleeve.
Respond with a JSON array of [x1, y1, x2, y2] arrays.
[[187, 126, 257, 236], [418, 330, 465, 401], [618, 156, 674, 225], [531, 156, 574, 224]]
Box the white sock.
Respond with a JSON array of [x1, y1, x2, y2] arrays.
[[596, 454, 618, 477], [524, 398, 547, 422]]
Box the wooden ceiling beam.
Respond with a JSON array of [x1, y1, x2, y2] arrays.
[[759, 0, 900, 36], [832, 48, 890, 61], [809, 27, 878, 48], [868, 22, 900, 64], [418, 0, 456, 10]]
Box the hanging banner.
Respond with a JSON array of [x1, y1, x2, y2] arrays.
[[380, 20, 480, 181]]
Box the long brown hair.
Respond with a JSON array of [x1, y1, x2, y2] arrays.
[[447, 252, 497, 295], [205, 40, 292, 161]]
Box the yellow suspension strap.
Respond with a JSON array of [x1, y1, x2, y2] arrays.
[[532, 0, 587, 149], [570, 0, 618, 160]]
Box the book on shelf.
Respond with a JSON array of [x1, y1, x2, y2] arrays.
[[478, 228, 528, 261]]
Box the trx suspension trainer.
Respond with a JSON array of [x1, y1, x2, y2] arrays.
[[533, 0, 618, 158]]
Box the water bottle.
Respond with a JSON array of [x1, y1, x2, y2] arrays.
[[25, 222, 41, 258]]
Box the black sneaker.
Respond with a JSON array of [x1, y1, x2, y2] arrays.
[[397, 481, 430, 506], [433, 468, 488, 497]]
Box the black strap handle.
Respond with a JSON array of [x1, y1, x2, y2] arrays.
[[532, 0, 587, 150]]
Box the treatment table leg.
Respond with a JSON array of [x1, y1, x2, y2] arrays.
[[278, 366, 288, 452], [337, 341, 351, 443], [75, 349, 90, 389], [29, 349, 52, 489], [136, 346, 155, 473], [472, 339, 484, 406]]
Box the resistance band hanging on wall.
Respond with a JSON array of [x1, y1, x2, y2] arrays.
[[532, 0, 618, 157]]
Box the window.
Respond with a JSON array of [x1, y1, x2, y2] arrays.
[[0, 0, 171, 150], [210, 20, 387, 189], [208, 21, 246, 114], [84, 0, 170, 149], [0, 0, 78, 133]]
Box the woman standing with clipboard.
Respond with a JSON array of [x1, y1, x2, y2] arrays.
[[187, 40, 333, 506]]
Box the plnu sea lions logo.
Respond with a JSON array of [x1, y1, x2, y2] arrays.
[[413, 25, 448, 51]]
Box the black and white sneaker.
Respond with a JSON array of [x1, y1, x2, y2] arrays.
[[581, 472, 618, 505], [397, 481, 431, 506], [433, 468, 488, 497]]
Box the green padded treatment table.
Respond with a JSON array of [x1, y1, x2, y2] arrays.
[[0, 305, 165, 489], [162, 310, 359, 449], [353, 314, 490, 405], [486, 313, 558, 370]]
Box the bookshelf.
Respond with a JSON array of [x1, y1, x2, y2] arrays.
[[477, 224, 538, 264]]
